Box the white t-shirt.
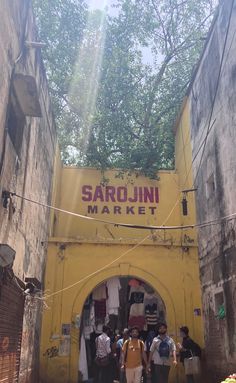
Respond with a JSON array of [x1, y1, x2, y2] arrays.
[[106, 277, 121, 314], [150, 336, 176, 366], [92, 284, 107, 300], [96, 333, 111, 357]]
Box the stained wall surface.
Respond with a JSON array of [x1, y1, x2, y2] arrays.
[[0, 1, 57, 381], [189, 0, 236, 380]]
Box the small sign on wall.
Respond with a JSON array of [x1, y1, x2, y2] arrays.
[[194, 308, 201, 316], [62, 324, 71, 336]]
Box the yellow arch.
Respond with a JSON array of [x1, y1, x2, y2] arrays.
[[69, 262, 177, 382]]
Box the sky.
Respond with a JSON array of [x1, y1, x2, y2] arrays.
[[86, 0, 114, 11], [86, 0, 118, 16]]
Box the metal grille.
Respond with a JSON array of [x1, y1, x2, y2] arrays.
[[0, 278, 25, 383]]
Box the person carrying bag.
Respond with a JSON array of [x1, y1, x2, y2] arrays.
[[95, 325, 113, 383], [178, 326, 201, 383], [121, 327, 147, 383]]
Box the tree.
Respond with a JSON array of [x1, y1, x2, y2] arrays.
[[33, 0, 216, 178]]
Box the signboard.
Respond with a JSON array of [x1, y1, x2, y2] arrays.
[[81, 185, 159, 215]]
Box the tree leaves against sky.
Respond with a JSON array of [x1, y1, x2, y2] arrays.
[[33, 0, 216, 178]]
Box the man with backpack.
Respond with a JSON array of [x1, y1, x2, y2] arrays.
[[147, 323, 177, 383], [121, 326, 147, 383]]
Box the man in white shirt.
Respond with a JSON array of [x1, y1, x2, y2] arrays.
[[147, 323, 177, 383], [95, 325, 113, 383]]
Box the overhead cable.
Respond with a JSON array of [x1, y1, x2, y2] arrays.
[[7, 191, 236, 231]]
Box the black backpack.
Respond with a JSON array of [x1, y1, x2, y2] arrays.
[[192, 341, 201, 358]]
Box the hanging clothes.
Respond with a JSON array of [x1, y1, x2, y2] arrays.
[[145, 303, 158, 326], [144, 293, 159, 326], [128, 285, 146, 329], [128, 278, 140, 288], [129, 285, 145, 317], [84, 301, 95, 339], [94, 299, 106, 319], [128, 315, 146, 330], [106, 277, 121, 315], [79, 333, 88, 381], [92, 284, 107, 300]]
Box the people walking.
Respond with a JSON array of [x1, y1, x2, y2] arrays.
[[121, 326, 147, 383], [147, 323, 177, 383], [144, 330, 156, 383], [177, 326, 201, 383], [117, 328, 130, 383], [95, 325, 113, 383]]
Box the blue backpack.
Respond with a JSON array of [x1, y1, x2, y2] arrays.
[[159, 339, 170, 358]]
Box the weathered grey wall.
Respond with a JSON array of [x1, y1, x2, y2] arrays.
[[189, 0, 236, 380], [0, 1, 56, 382]]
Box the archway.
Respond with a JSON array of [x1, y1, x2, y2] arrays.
[[69, 263, 177, 383]]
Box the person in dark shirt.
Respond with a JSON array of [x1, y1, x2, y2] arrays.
[[177, 326, 201, 383]]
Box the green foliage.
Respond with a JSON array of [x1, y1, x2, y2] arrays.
[[33, 0, 216, 178]]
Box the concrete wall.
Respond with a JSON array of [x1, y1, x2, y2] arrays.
[[0, 1, 57, 382], [189, 0, 236, 380]]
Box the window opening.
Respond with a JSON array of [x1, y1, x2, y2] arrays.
[[7, 90, 26, 157], [78, 276, 166, 382]]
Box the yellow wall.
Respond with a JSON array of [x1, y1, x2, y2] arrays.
[[40, 99, 203, 383]]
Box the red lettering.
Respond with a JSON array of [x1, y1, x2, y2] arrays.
[[117, 187, 127, 202], [128, 187, 138, 202], [155, 187, 159, 203], [143, 187, 154, 203], [139, 187, 143, 203], [105, 186, 116, 202], [82, 185, 93, 202], [93, 186, 104, 202]]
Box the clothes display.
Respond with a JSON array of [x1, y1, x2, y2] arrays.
[[129, 285, 145, 304], [128, 315, 146, 330], [145, 303, 158, 326], [128, 278, 141, 288], [129, 286, 145, 315], [106, 277, 121, 315], [143, 293, 158, 325], [79, 333, 88, 381], [79, 277, 166, 382], [94, 299, 106, 320], [92, 284, 107, 300]]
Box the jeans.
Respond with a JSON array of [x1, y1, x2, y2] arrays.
[[153, 364, 171, 383], [186, 375, 194, 383]]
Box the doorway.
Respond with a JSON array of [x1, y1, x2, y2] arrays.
[[78, 276, 166, 382]]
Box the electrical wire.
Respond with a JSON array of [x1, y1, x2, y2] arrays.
[[40, 211, 236, 301], [44, 234, 151, 300], [8, 2, 235, 302], [10, 190, 236, 231], [10, 191, 194, 231]]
